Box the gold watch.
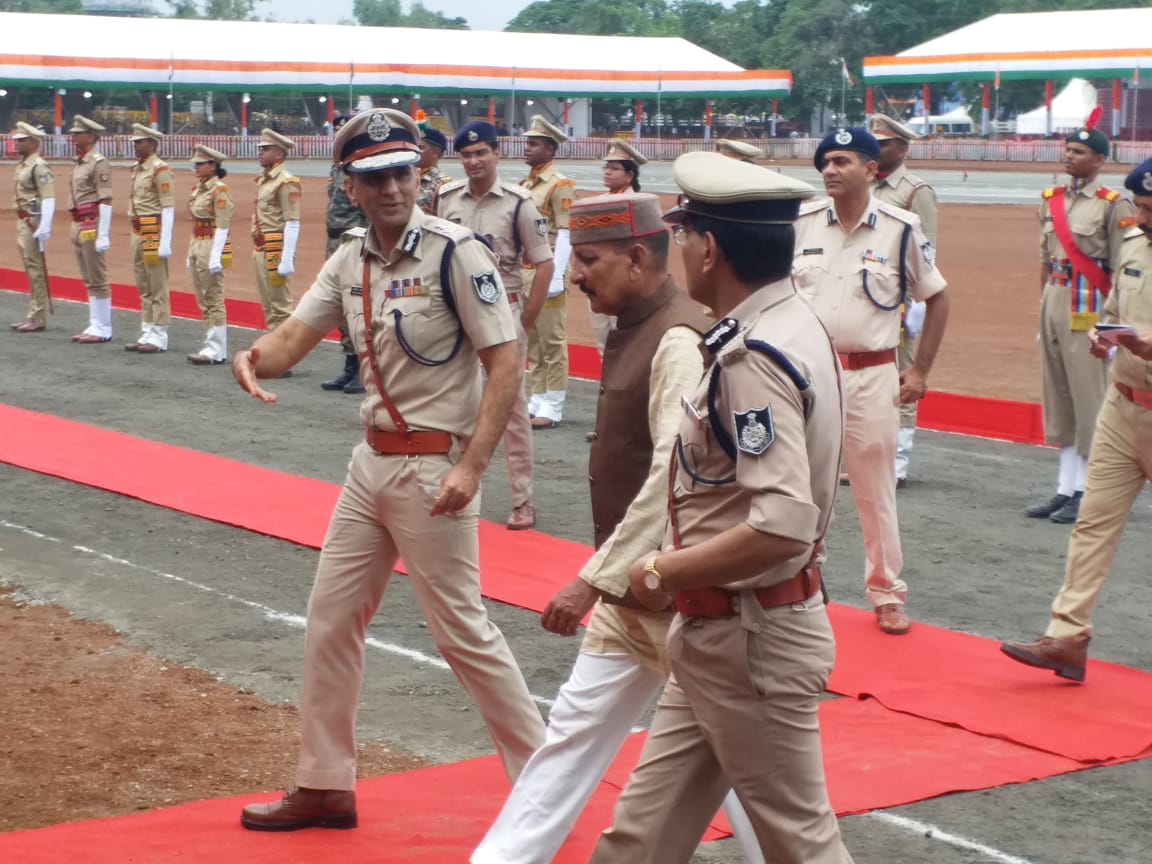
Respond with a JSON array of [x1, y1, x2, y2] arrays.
[[642, 556, 665, 592]]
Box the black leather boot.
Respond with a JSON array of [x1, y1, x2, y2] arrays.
[[321, 354, 357, 391]]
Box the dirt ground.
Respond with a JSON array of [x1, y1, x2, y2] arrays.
[[0, 587, 424, 833], [0, 164, 1041, 401]]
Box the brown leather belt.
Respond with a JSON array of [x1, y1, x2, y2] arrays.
[[253, 230, 266, 250], [837, 349, 897, 371], [507, 292, 520, 305], [365, 428, 453, 455], [192, 221, 215, 239], [1116, 382, 1152, 410], [16, 209, 31, 219], [672, 565, 821, 619], [71, 203, 97, 221]]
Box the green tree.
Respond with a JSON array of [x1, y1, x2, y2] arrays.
[[168, 0, 259, 19], [507, 0, 677, 36], [354, 0, 467, 28], [0, 0, 83, 11]]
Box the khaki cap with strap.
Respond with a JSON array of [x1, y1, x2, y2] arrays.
[[10, 121, 47, 141], [129, 122, 163, 143], [524, 114, 568, 145], [716, 139, 764, 161], [603, 139, 648, 165], [869, 114, 920, 142], [68, 114, 106, 134], [191, 143, 229, 163], [663, 151, 815, 226], [258, 128, 296, 152]]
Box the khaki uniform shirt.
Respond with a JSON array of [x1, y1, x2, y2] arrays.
[[69, 149, 112, 208], [14, 153, 54, 212], [417, 165, 449, 216], [1104, 227, 1152, 390], [189, 176, 233, 229], [129, 154, 175, 218], [436, 177, 552, 293], [1040, 179, 1132, 277], [872, 163, 937, 246], [253, 161, 301, 235], [793, 198, 947, 352], [667, 281, 843, 591], [293, 209, 517, 438], [521, 162, 576, 243]]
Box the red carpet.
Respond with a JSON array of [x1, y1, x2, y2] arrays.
[[826, 604, 1152, 763], [1, 271, 1039, 443], [0, 403, 591, 615], [0, 696, 1091, 864]]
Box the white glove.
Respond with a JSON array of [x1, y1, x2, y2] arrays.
[[186, 256, 192, 272], [277, 220, 299, 277], [209, 227, 228, 274], [33, 197, 54, 247], [95, 203, 112, 253], [904, 300, 926, 340], [158, 206, 174, 259], [547, 228, 571, 299]]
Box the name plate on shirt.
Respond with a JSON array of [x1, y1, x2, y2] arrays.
[[385, 278, 427, 298]]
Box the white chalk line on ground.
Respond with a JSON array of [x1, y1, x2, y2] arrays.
[[0, 518, 555, 709], [869, 812, 1042, 864]]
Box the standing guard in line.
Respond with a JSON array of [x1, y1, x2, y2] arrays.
[[124, 124, 176, 355], [67, 115, 114, 344], [9, 122, 55, 333], [252, 128, 301, 332], [186, 144, 234, 365]]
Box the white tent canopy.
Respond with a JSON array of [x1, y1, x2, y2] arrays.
[[865, 8, 1152, 84], [1015, 79, 1098, 135], [0, 12, 792, 97]]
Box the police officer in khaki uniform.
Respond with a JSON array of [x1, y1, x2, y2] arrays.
[[793, 128, 950, 635], [67, 115, 115, 344], [417, 126, 450, 215], [234, 109, 545, 831], [186, 144, 233, 365], [870, 114, 938, 487], [251, 128, 301, 330], [438, 121, 555, 530], [716, 138, 763, 162], [587, 152, 854, 864], [521, 115, 577, 428], [9, 122, 55, 333], [321, 114, 368, 394], [1001, 157, 1152, 683], [124, 124, 176, 354], [1025, 124, 1133, 524]]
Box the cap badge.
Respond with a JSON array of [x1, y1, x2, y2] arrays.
[[1078, 130, 1090, 141], [467, 130, 479, 142], [834, 130, 853, 145], [367, 112, 392, 142], [1142, 172, 1152, 193]]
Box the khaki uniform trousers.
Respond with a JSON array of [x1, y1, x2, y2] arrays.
[[589, 595, 852, 864], [71, 222, 109, 298], [502, 297, 534, 507], [130, 233, 171, 327], [188, 237, 226, 328], [17, 219, 50, 322], [251, 249, 294, 330], [526, 289, 569, 395], [1047, 387, 1152, 639], [897, 336, 917, 430], [843, 363, 906, 605], [296, 442, 546, 791], [1040, 282, 1110, 456]]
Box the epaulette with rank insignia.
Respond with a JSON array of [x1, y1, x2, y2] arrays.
[[874, 200, 919, 226], [437, 179, 467, 197], [798, 198, 829, 217], [1124, 225, 1145, 241], [1096, 186, 1119, 203], [501, 182, 533, 200]]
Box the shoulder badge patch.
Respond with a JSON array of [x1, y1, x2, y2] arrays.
[[472, 271, 501, 304], [921, 241, 936, 266], [535, 217, 548, 236], [733, 405, 775, 456]]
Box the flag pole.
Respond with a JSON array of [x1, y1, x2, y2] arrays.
[[840, 58, 846, 123]]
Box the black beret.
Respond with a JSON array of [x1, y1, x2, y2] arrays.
[[422, 127, 448, 152], [453, 121, 498, 152], [1124, 157, 1152, 196], [813, 127, 880, 170]]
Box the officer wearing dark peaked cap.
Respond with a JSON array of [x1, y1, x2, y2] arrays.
[[589, 152, 854, 864], [236, 108, 545, 832]]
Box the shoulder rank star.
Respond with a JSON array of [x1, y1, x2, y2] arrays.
[[733, 406, 775, 456], [472, 271, 501, 303]]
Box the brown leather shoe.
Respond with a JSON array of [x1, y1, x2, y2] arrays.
[[135, 343, 165, 354], [12, 319, 46, 332], [187, 352, 225, 365], [240, 787, 357, 832], [507, 503, 536, 531], [1000, 634, 1089, 682], [72, 333, 111, 344], [530, 416, 560, 429], [875, 603, 911, 635]]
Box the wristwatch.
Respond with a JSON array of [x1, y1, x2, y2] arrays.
[[642, 556, 666, 593]]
